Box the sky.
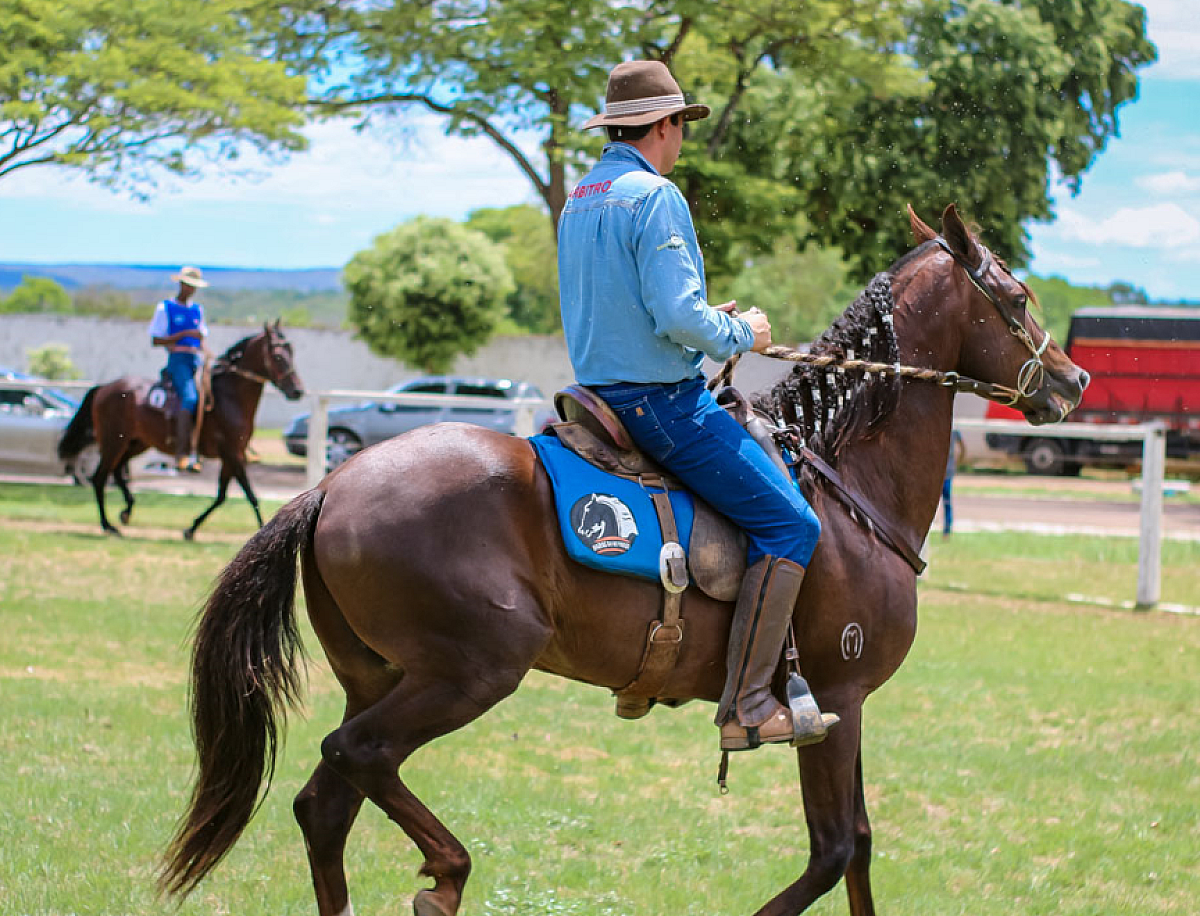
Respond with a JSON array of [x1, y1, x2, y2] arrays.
[[0, 2, 1197, 302]]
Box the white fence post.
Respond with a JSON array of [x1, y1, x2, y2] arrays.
[[305, 394, 329, 490], [1136, 422, 1166, 609]]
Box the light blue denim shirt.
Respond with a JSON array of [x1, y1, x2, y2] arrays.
[[557, 142, 754, 386]]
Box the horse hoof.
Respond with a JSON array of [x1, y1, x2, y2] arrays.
[[413, 890, 454, 916], [119, 511, 131, 525], [103, 526, 122, 537], [183, 529, 195, 541]]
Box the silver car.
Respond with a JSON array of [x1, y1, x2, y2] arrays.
[[0, 369, 92, 481], [283, 375, 554, 469]]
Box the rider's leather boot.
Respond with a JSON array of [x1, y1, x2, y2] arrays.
[[174, 410, 199, 473], [715, 556, 839, 751]]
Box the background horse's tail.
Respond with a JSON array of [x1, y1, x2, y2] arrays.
[[159, 488, 325, 898], [57, 386, 97, 461]]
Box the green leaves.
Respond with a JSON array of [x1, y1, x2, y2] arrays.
[[344, 216, 514, 373], [0, 0, 306, 191]]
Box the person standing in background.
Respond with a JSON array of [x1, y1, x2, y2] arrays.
[[942, 428, 965, 536]]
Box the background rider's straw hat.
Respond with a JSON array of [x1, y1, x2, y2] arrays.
[[171, 266, 209, 288], [582, 60, 710, 129]]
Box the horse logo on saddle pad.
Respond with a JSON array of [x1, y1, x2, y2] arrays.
[[571, 493, 639, 555]]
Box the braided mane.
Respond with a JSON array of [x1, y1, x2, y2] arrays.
[[752, 272, 901, 466]]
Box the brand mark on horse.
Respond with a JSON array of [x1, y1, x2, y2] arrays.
[[570, 493, 639, 556], [841, 623, 864, 661]]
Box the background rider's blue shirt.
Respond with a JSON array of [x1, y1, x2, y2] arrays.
[[557, 142, 754, 386]]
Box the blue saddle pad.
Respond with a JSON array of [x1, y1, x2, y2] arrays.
[[529, 434, 696, 584]]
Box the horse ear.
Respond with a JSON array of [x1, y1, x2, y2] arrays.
[[940, 204, 978, 265], [907, 204, 937, 243], [274, 317, 282, 331]]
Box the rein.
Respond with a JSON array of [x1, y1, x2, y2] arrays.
[[711, 236, 1052, 408]]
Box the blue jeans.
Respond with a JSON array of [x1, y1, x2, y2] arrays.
[[166, 351, 200, 414], [594, 376, 820, 567], [941, 475, 954, 533]]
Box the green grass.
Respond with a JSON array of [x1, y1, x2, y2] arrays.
[[1, 483, 1198, 915]]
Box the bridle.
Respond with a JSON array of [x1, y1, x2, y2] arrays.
[[215, 328, 300, 393], [712, 237, 1057, 410], [931, 236, 1052, 405]]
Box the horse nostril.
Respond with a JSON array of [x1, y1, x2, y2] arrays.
[[1078, 368, 1091, 391]]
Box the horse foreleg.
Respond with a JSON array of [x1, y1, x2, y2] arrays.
[[229, 459, 263, 527], [320, 666, 537, 916], [755, 702, 864, 916], [844, 743, 877, 916], [184, 465, 233, 540], [294, 761, 366, 916]]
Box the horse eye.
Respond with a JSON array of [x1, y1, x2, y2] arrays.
[[1012, 292, 1028, 310]]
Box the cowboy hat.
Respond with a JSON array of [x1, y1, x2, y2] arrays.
[[583, 60, 710, 129], [171, 266, 209, 288]]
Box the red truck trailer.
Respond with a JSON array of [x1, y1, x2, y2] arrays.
[[985, 306, 1200, 475]]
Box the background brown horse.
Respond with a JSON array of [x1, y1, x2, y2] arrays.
[[162, 208, 1087, 915], [57, 320, 304, 538]]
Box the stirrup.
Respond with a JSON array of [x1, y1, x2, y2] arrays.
[[787, 672, 839, 747]]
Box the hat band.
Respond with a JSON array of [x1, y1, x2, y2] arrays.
[[605, 93, 686, 116]]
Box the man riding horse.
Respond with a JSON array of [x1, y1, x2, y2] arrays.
[[148, 265, 209, 473], [557, 60, 838, 752]]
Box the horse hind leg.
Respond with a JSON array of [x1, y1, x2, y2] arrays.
[[115, 457, 136, 525], [90, 448, 122, 535], [294, 759, 366, 916]]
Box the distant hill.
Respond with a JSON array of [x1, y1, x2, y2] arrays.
[[0, 262, 343, 292]]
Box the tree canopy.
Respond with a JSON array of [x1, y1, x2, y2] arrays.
[[0, 276, 72, 314], [297, 0, 1153, 282], [344, 217, 514, 373], [0, 0, 307, 191], [466, 204, 560, 333]]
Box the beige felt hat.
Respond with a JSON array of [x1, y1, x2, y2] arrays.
[[171, 266, 208, 288], [582, 60, 710, 129]]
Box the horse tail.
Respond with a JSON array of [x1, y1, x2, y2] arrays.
[[57, 386, 98, 461], [159, 488, 325, 898]]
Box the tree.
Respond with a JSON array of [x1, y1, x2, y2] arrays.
[[26, 343, 81, 380], [298, 0, 1152, 283], [729, 0, 1157, 277], [344, 217, 514, 373], [0, 0, 306, 192], [466, 205, 560, 333], [1, 276, 72, 314], [305, 0, 916, 238], [724, 220, 855, 346]]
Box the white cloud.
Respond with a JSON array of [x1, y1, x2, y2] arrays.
[[1135, 170, 1200, 194], [0, 115, 542, 218], [1139, 0, 1200, 79], [1054, 203, 1200, 249]]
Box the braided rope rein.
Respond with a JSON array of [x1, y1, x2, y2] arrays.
[[709, 345, 1022, 405]]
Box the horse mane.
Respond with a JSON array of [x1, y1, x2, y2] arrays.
[[217, 334, 257, 365], [752, 269, 905, 467]]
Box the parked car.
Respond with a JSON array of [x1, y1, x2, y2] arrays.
[[0, 368, 94, 482], [283, 376, 554, 469]]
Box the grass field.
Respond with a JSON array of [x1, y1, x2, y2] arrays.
[[1, 482, 1198, 916]]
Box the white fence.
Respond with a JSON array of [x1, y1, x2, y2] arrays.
[[955, 418, 1168, 608], [1, 376, 1173, 609], [303, 390, 549, 489]]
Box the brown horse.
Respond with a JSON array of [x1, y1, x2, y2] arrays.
[[161, 207, 1088, 915], [57, 320, 304, 538]]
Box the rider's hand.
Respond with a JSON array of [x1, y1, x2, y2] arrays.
[[741, 307, 773, 352]]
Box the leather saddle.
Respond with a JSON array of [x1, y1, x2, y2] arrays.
[[551, 384, 751, 603]]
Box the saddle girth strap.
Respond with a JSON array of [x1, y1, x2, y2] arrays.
[[799, 446, 927, 575], [616, 473, 685, 701]]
